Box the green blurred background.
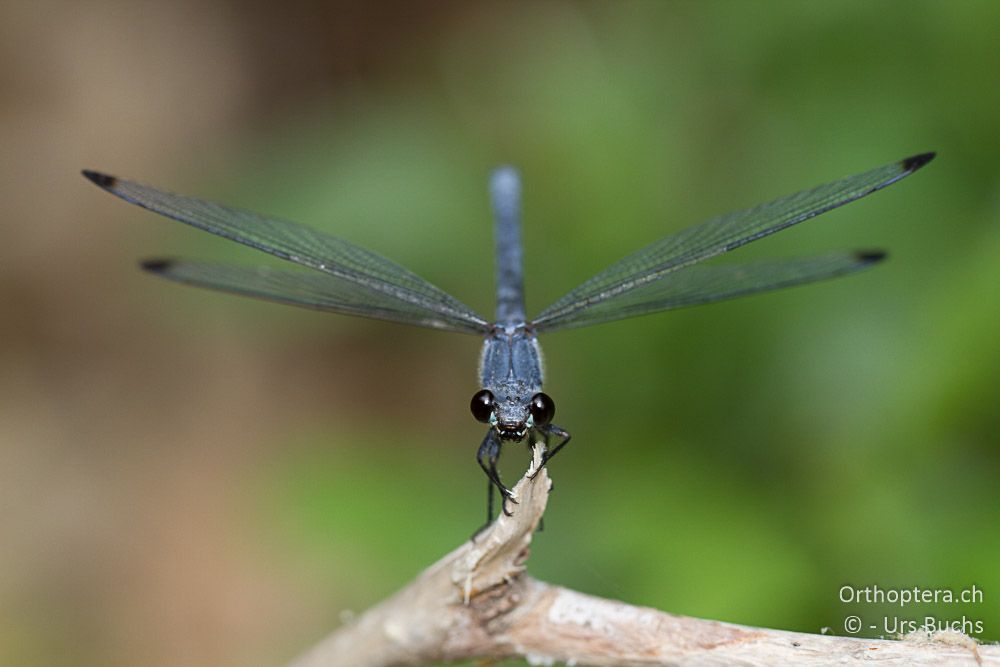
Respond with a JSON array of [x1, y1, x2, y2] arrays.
[[2, 1, 998, 665]]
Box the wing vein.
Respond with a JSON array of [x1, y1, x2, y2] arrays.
[[533, 154, 932, 331], [83, 171, 489, 333]]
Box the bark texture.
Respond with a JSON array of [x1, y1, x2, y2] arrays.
[[287, 446, 993, 666]]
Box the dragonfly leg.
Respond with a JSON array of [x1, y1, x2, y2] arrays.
[[476, 430, 517, 518], [528, 423, 572, 480], [486, 477, 495, 525], [471, 478, 496, 540]]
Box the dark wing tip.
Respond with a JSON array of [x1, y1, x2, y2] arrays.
[[140, 258, 176, 273], [855, 250, 888, 264], [82, 169, 118, 189], [900, 152, 936, 172]]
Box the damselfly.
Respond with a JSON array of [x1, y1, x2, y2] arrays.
[[83, 152, 934, 522]]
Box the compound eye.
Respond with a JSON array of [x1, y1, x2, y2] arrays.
[[470, 390, 495, 423], [529, 392, 555, 426]]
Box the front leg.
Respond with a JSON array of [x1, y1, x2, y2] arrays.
[[528, 422, 571, 479], [476, 429, 517, 519]]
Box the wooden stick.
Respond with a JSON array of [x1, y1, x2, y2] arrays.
[[286, 446, 993, 666]]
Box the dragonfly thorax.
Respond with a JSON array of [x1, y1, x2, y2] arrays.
[[476, 328, 547, 440]]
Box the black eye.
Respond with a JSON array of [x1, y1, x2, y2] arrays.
[[470, 390, 494, 423], [529, 392, 555, 426]]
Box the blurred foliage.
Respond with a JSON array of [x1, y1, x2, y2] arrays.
[[249, 3, 1000, 660], [3, 1, 1000, 666]]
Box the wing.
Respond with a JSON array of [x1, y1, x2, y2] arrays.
[[140, 259, 488, 333], [532, 153, 933, 332], [530, 251, 885, 331], [83, 171, 490, 334]]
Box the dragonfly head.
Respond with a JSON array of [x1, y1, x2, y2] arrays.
[[470, 388, 555, 441]]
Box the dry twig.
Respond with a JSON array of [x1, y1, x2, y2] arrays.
[[287, 446, 995, 666]]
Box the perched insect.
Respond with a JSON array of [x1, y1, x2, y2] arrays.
[[84, 152, 934, 523]]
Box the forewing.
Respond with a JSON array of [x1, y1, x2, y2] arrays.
[[140, 259, 489, 334], [532, 153, 933, 330], [83, 171, 489, 333], [533, 252, 885, 331]]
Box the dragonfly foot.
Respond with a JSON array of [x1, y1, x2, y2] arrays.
[[500, 488, 519, 516], [527, 454, 550, 481]]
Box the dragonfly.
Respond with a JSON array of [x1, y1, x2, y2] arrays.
[[83, 152, 934, 523]]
